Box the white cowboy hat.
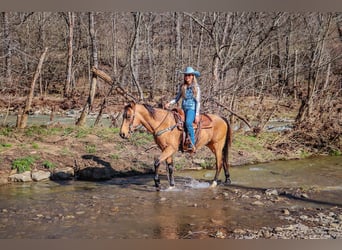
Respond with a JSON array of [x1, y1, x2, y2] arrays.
[[180, 66, 200, 77]]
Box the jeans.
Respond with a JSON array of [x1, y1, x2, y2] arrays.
[[184, 109, 196, 146]]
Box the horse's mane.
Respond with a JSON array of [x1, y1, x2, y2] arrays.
[[142, 103, 156, 118]]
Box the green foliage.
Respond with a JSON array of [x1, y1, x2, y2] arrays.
[[110, 154, 120, 160], [0, 143, 12, 150], [130, 132, 153, 146], [43, 160, 55, 169], [96, 127, 119, 141], [0, 127, 14, 136], [60, 147, 73, 156], [85, 144, 96, 154], [329, 149, 341, 156], [199, 158, 215, 169], [32, 142, 39, 149], [12, 156, 36, 173], [63, 127, 75, 136], [299, 149, 310, 158], [75, 128, 92, 138]]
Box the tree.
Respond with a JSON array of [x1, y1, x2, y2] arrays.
[[2, 12, 12, 87], [129, 12, 144, 101], [17, 47, 48, 129], [63, 12, 75, 97], [76, 12, 99, 126]]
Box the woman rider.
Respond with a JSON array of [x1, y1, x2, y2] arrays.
[[165, 66, 201, 152]]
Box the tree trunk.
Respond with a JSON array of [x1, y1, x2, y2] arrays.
[[130, 12, 143, 101], [76, 12, 98, 127], [64, 12, 75, 97], [111, 13, 117, 75], [2, 12, 12, 87], [17, 47, 48, 129]]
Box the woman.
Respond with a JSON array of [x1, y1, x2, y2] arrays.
[[165, 66, 201, 151]]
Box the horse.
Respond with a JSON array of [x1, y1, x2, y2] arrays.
[[119, 101, 232, 190]]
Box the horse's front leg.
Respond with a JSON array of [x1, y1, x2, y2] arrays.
[[166, 156, 175, 187], [153, 146, 177, 191]]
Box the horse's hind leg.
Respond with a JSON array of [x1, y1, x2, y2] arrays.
[[223, 161, 231, 184], [208, 143, 223, 188]]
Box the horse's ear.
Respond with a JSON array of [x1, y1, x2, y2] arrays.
[[129, 100, 136, 108], [124, 100, 136, 108]]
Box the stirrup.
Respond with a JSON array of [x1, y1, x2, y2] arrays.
[[188, 144, 196, 153]]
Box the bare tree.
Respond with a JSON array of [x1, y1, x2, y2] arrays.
[[130, 12, 144, 101], [76, 12, 99, 126], [63, 12, 75, 97], [296, 13, 333, 123], [2, 12, 12, 87], [17, 47, 48, 129]]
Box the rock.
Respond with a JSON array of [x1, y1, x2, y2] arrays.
[[300, 215, 309, 221], [252, 201, 264, 206], [214, 230, 226, 238], [32, 170, 51, 181], [253, 194, 261, 199], [300, 193, 309, 199], [51, 167, 74, 180], [8, 171, 32, 182], [282, 209, 290, 215], [265, 189, 279, 196], [233, 228, 246, 234], [76, 166, 115, 181]]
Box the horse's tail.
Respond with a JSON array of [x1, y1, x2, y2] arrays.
[[221, 116, 232, 166]]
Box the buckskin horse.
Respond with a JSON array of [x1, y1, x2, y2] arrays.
[[119, 101, 232, 190]]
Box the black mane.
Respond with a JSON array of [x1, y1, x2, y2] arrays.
[[143, 103, 156, 118]]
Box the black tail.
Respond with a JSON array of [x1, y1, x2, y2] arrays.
[[221, 116, 232, 167]]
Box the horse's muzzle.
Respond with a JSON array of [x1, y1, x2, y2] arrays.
[[119, 132, 129, 139]]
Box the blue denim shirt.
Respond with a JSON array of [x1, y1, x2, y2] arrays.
[[170, 83, 201, 115]]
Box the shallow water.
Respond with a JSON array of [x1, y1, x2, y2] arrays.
[[0, 156, 341, 239]]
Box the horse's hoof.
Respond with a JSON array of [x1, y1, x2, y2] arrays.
[[210, 180, 217, 188], [225, 179, 231, 185]]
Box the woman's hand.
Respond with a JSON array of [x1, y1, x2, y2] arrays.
[[194, 115, 200, 124]]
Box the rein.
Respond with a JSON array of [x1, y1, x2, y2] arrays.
[[128, 105, 177, 137]]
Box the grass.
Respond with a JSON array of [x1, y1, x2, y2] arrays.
[[85, 144, 96, 154], [12, 156, 37, 173], [0, 143, 12, 151], [110, 154, 120, 160], [130, 131, 154, 146], [43, 160, 56, 170]]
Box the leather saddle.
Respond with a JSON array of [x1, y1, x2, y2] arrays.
[[171, 108, 212, 152], [171, 108, 213, 130]]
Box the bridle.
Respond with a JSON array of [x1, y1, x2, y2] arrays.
[[125, 105, 177, 137], [125, 105, 143, 135]]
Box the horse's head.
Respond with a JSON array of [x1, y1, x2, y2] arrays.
[[119, 101, 141, 139]]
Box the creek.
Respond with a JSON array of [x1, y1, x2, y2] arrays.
[[0, 156, 341, 239]]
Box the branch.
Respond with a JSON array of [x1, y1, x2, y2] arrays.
[[211, 98, 252, 129], [91, 67, 137, 102]]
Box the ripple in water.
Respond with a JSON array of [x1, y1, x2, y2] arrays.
[[184, 178, 210, 189]]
